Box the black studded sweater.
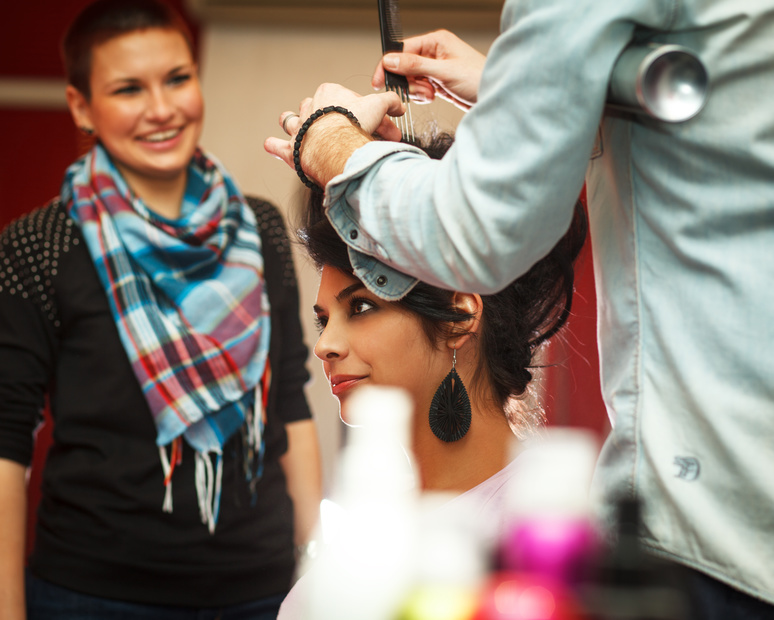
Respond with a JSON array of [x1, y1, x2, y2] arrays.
[[0, 197, 312, 606]]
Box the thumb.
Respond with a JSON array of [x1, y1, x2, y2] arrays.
[[383, 52, 438, 78], [382, 53, 402, 71]]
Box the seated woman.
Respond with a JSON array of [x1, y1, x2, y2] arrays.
[[306, 132, 585, 493], [277, 133, 587, 618]]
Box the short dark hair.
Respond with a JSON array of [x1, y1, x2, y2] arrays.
[[62, 0, 194, 100], [298, 132, 588, 422]]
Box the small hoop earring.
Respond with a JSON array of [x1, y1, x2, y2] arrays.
[[80, 126, 94, 136], [428, 348, 471, 442]]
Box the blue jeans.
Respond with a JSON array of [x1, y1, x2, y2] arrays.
[[26, 572, 285, 620]]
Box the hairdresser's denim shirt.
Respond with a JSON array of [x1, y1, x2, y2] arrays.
[[326, 0, 774, 605]]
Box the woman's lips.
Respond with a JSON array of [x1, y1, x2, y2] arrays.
[[330, 375, 366, 398], [137, 126, 184, 149]]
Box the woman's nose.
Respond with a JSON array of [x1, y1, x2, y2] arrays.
[[146, 88, 174, 122], [314, 323, 346, 361]]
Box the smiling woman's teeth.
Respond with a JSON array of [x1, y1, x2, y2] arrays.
[[144, 128, 179, 142]]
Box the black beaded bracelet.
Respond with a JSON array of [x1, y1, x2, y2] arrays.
[[293, 106, 361, 192]]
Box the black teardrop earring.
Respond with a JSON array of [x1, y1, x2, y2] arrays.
[[428, 349, 471, 442]]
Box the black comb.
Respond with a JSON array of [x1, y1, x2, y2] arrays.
[[377, 0, 414, 142]]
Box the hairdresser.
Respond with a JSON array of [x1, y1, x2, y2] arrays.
[[265, 1, 774, 618]]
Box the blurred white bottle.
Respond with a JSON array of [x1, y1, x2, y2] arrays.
[[396, 491, 487, 620], [303, 385, 420, 620]]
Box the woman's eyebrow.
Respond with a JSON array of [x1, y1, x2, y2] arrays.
[[313, 282, 365, 314], [168, 64, 193, 75], [335, 282, 365, 302], [106, 76, 140, 87]]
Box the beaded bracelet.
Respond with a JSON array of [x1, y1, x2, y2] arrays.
[[293, 106, 361, 192]]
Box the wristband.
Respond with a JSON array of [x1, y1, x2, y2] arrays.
[[293, 106, 361, 192]]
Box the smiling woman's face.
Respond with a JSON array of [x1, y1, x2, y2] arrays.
[[67, 27, 203, 194], [313, 266, 450, 422]]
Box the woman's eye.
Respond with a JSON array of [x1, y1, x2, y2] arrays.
[[169, 73, 191, 86], [314, 315, 327, 333], [351, 298, 376, 316], [113, 84, 141, 95]]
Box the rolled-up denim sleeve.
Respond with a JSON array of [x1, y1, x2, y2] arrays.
[[325, 0, 670, 295]]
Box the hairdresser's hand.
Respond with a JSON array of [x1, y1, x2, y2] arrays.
[[264, 82, 404, 187], [372, 29, 486, 111]]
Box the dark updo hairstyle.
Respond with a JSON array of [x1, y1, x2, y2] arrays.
[[299, 132, 587, 428], [62, 0, 194, 100]]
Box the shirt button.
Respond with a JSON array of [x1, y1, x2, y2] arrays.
[[376, 275, 388, 287], [349, 229, 358, 240]]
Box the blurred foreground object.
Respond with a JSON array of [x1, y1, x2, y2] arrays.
[[301, 416, 694, 620], [303, 385, 420, 620], [501, 429, 600, 586], [579, 497, 693, 620]]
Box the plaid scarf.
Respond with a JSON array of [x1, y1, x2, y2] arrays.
[[62, 144, 271, 532]]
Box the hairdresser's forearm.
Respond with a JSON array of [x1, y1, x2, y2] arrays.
[[300, 114, 373, 187]]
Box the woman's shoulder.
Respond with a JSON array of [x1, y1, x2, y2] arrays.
[[0, 198, 79, 262], [0, 199, 81, 326], [1, 198, 70, 238], [245, 196, 298, 289], [246, 196, 290, 248], [245, 195, 281, 220]]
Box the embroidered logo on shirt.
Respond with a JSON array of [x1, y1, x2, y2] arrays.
[[674, 456, 701, 481]]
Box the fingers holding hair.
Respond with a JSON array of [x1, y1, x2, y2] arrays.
[[371, 29, 486, 110], [264, 85, 406, 171]]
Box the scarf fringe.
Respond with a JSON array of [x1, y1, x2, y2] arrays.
[[159, 437, 183, 513], [159, 446, 173, 513], [160, 440, 224, 536], [157, 364, 270, 529], [195, 451, 223, 535], [246, 383, 263, 455]]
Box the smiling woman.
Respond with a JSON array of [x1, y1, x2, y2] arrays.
[[0, 0, 322, 618], [64, 26, 204, 218]]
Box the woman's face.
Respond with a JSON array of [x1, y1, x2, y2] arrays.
[[70, 28, 203, 191], [313, 266, 450, 422]]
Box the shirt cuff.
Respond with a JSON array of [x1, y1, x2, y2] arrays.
[[323, 141, 426, 301]]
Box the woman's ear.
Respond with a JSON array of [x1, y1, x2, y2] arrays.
[[65, 85, 94, 133], [447, 292, 483, 350]]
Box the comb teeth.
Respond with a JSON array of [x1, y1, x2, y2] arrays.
[[377, 0, 414, 143], [385, 0, 403, 43], [378, 0, 404, 53]]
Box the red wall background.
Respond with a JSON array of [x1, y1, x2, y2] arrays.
[[544, 193, 609, 437], [1, 0, 608, 560]]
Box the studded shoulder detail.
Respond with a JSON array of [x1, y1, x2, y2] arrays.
[[247, 197, 298, 290], [0, 200, 79, 328]]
